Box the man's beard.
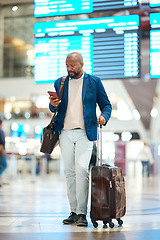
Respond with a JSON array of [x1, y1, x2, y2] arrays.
[[68, 70, 81, 79]]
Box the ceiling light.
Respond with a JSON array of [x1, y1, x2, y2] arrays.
[[12, 6, 18, 12], [23, 124, 30, 133], [121, 132, 132, 141], [35, 126, 43, 135], [150, 108, 158, 118], [11, 123, 19, 132], [26, 49, 34, 56]]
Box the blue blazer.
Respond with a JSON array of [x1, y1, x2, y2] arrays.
[[49, 72, 112, 141]]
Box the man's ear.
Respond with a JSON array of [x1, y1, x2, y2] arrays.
[[81, 62, 84, 68]]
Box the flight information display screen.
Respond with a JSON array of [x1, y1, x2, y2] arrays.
[[34, 0, 139, 18], [150, 13, 160, 78], [149, 0, 160, 7], [34, 15, 140, 83]]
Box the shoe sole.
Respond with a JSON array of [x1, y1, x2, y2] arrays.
[[76, 223, 88, 227], [62, 220, 77, 224], [63, 220, 77, 224]]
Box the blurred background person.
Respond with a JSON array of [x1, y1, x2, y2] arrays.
[[137, 142, 154, 177], [0, 119, 7, 187]]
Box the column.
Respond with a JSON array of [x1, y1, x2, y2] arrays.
[[0, 6, 4, 78]]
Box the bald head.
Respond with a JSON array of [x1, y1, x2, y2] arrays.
[[66, 52, 84, 79], [66, 52, 83, 63]]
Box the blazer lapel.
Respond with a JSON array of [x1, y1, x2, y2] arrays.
[[62, 76, 69, 112], [82, 72, 89, 102]]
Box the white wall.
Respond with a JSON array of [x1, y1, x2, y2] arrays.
[[0, 77, 54, 100]]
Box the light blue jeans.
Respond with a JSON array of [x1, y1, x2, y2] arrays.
[[141, 161, 150, 177], [59, 129, 93, 215]]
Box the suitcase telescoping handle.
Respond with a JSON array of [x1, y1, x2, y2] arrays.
[[97, 122, 102, 166]]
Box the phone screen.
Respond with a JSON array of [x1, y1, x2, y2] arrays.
[[48, 91, 59, 100]]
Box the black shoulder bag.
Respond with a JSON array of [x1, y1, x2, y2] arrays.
[[40, 76, 66, 154]]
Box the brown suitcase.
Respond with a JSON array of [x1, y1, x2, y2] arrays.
[[90, 126, 126, 228]]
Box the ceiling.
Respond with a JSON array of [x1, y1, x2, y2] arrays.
[[0, 0, 149, 5], [0, 0, 33, 5]]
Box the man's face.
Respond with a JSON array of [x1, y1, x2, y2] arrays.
[[66, 57, 83, 79]]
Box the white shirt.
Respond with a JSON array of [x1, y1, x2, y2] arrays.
[[63, 74, 85, 130], [137, 145, 154, 163]]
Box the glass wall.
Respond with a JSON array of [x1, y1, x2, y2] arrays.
[[3, 4, 35, 78]]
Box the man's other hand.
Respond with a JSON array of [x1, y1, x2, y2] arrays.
[[97, 116, 106, 125]]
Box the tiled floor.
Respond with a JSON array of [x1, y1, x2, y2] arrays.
[[0, 173, 160, 240]]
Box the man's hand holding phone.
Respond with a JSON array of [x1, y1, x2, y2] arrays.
[[48, 91, 61, 108]]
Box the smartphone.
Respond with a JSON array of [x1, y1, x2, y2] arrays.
[[48, 91, 60, 100]]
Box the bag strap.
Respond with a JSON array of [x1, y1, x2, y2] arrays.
[[59, 76, 66, 99], [50, 76, 66, 124]]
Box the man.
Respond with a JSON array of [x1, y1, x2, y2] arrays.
[[137, 141, 154, 177], [0, 119, 7, 187], [49, 52, 112, 226]]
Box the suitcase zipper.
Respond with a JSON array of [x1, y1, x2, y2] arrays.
[[109, 172, 114, 218]]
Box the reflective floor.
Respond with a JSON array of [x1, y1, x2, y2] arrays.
[[0, 173, 160, 240]]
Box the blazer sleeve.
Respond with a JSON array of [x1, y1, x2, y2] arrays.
[[97, 78, 112, 125], [49, 80, 59, 113]]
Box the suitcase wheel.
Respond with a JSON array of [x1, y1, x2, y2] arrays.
[[117, 218, 123, 226], [109, 222, 114, 228], [103, 221, 108, 228], [92, 220, 98, 228], [108, 219, 115, 228]]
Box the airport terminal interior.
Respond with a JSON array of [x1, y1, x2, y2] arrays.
[[0, 0, 160, 239]]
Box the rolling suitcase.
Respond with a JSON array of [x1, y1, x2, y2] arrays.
[[90, 125, 126, 228]]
